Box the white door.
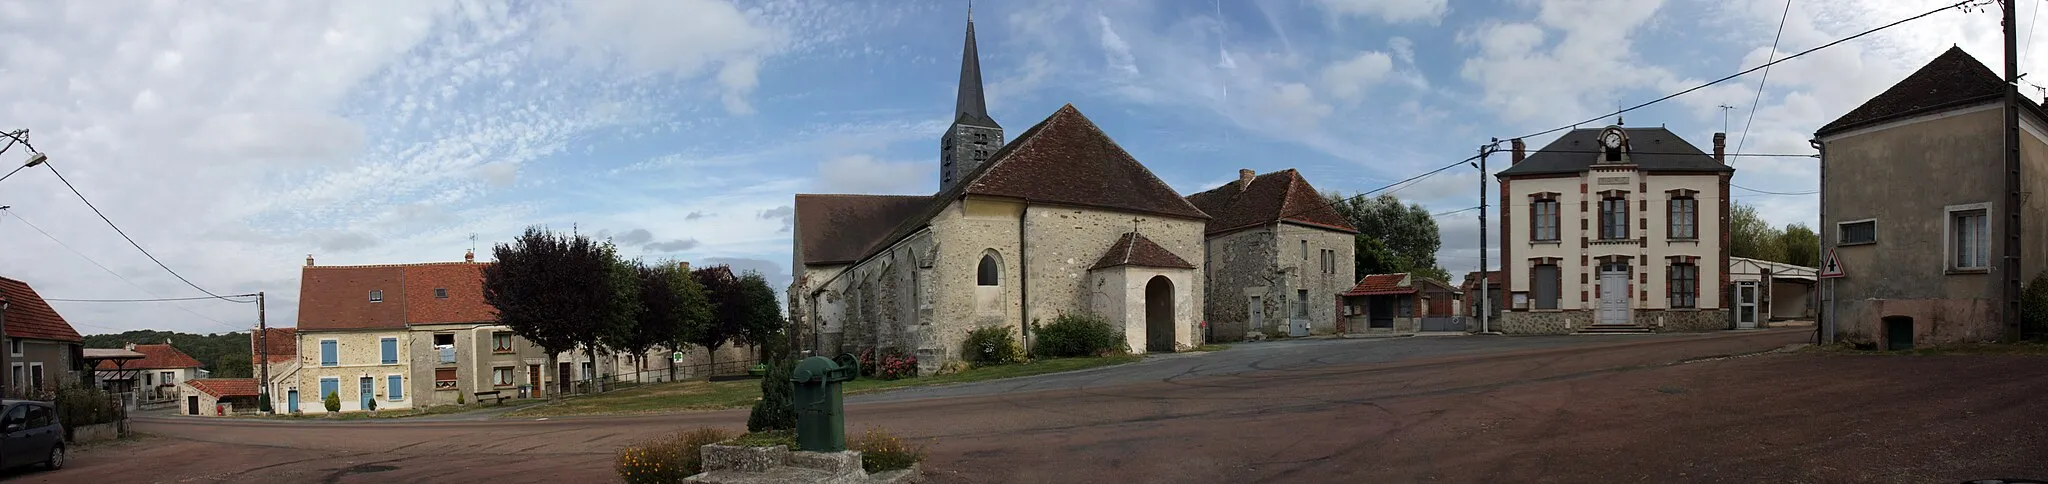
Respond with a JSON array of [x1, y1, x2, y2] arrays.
[[1598, 266, 1631, 325], [1736, 282, 1759, 329], [1248, 296, 1263, 332]]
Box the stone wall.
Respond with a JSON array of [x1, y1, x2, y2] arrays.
[[1635, 309, 1731, 332], [1498, 311, 1584, 335], [1202, 228, 1276, 341], [1273, 223, 1355, 336], [1835, 298, 2002, 347], [1201, 223, 1351, 342], [295, 329, 410, 413]]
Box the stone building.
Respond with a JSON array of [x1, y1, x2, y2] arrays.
[[1815, 46, 2048, 348], [1494, 125, 1734, 334], [0, 275, 86, 397], [1340, 273, 1463, 335], [788, 15, 1209, 371], [1185, 169, 1357, 341]]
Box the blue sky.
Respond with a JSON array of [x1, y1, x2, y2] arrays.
[[0, 0, 2031, 334]]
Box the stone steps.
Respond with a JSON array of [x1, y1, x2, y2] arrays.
[[1576, 325, 1653, 334]]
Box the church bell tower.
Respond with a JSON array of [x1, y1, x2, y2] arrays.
[[939, 4, 1003, 192]]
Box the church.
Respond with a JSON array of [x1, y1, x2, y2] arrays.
[[788, 14, 1208, 372]]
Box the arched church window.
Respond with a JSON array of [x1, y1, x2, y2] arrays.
[[978, 253, 1001, 286]]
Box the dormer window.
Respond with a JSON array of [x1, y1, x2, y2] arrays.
[[1599, 127, 1626, 162], [435, 288, 448, 299], [369, 290, 384, 303]]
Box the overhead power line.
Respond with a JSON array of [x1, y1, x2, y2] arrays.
[[40, 161, 253, 303], [1289, 153, 1486, 223], [1733, 185, 1818, 195], [1732, 0, 1796, 164], [0, 209, 249, 330], [1501, 0, 1988, 142], [1432, 206, 1482, 218], [44, 295, 259, 303]]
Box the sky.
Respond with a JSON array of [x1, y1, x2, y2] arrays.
[[0, 0, 2035, 336]]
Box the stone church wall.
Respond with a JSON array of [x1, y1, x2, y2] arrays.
[[1016, 204, 1205, 348]]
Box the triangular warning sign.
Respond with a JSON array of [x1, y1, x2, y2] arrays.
[[1818, 247, 1845, 278]]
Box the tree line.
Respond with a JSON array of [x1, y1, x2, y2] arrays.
[[480, 226, 785, 396], [1324, 192, 1453, 283], [81, 330, 253, 378], [1731, 203, 1821, 268]]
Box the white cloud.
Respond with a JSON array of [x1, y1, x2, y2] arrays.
[[813, 154, 929, 195], [1262, 82, 1332, 128], [1458, 0, 1673, 124], [1321, 51, 1394, 102], [1314, 0, 1449, 24], [1389, 37, 1416, 64], [1097, 13, 1140, 76], [536, 0, 781, 115]]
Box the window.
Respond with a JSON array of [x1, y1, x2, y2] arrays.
[[369, 289, 383, 302], [434, 368, 457, 390], [435, 288, 448, 299], [433, 333, 455, 346], [1301, 240, 1308, 260], [1951, 207, 1989, 270], [494, 367, 515, 387], [319, 340, 338, 366], [1532, 264, 1561, 310], [1295, 290, 1310, 318], [434, 333, 456, 364], [1839, 220, 1876, 245], [0, 405, 23, 429], [1599, 197, 1629, 240], [977, 254, 1000, 286], [1668, 196, 1697, 239], [1669, 264, 1698, 309], [380, 337, 398, 365], [24, 405, 51, 429], [160, 371, 175, 385], [28, 363, 42, 391], [1397, 298, 1413, 318], [8, 338, 20, 357], [582, 362, 594, 380], [143, 371, 154, 387], [388, 375, 404, 400], [320, 378, 340, 403], [493, 332, 515, 353], [1531, 199, 1560, 241]]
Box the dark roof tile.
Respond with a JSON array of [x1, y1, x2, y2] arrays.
[[1090, 232, 1196, 270], [1186, 169, 1357, 235], [1817, 46, 2011, 136], [1497, 127, 1732, 177], [794, 195, 932, 265]]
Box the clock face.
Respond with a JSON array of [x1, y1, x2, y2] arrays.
[[1601, 131, 1624, 149]]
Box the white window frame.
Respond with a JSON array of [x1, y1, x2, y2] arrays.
[[1945, 203, 1992, 272], [8, 338, 20, 357], [1837, 218, 1877, 246], [369, 289, 384, 302], [494, 367, 516, 387], [28, 362, 43, 390]]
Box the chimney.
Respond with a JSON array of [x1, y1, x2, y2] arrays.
[[1510, 138, 1526, 165], [678, 261, 691, 271], [125, 342, 135, 351], [1237, 168, 1256, 189], [1713, 132, 1727, 163], [306, 254, 315, 267], [464, 249, 475, 263]]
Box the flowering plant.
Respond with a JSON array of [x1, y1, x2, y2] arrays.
[[876, 352, 918, 380]]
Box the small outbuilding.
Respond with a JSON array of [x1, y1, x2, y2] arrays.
[[176, 378, 260, 416], [1342, 273, 1464, 335]]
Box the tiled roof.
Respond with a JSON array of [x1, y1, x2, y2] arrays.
[[251, 327, 297, 365], [795, 104, 1209, 269], [1497, 127, 1732, 177], [403, 263, 495, 324], [1817, 46, 2048, 136], [93, 344, 202, 370], [184, 378, 259, 398], [794, 195, 933, 265], [0, 276, 83, 342], [1090, 232, 1196, 270], [1461, 271, 1504, 291], [1343, 273, 1414, 296], [1186, 169, 1357, 235]]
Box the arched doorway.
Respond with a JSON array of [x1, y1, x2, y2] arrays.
[[1146, 276, 1175, 352]]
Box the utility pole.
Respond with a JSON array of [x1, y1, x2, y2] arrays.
[[1477, 142, 1497, 335], [2004, 0, 2024, 341], [258, 291, 270, 413]]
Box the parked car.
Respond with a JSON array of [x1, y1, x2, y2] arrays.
[[0, 399, 64, 472]]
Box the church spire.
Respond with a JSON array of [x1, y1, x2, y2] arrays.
[[938, 2, 1005, 193], [954, 4, 998, 129]]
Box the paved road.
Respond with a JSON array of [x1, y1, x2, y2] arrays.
[[18, 327, 2045, 483]]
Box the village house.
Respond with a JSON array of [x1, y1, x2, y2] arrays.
[[176, 378, 259, 416], [1727, 257, 1818, 326], [1493, 125, 1735, 334], [789, 15, 1208, 370], [1, 275, 86, 397], [93, 342, 204, 403], [1341, 273, 1463, 335], [1185, 169, 1357, 340], [1814, 46, 2048, 348]]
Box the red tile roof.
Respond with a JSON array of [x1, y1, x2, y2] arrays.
[[1185, 169, 1357, 235], [251, 327, 297, 365], [1343, 273, 1414, 296], [1090, 232, 1196, 270], [185, 378, 259, 398], [297, 260, 497, 331], [1461, 271, 1504, 291], [0, 276, 84, 342], [94, 344, 202, 370]]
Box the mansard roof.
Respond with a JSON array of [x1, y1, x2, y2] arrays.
[[1186, 169, 1357, 235], [1090, 232, 1195, 270], [1496, 127, 1731, 177]]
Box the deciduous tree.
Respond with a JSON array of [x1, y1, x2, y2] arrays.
[[1777, 223, 1821, 268], [1731, 204, 1787, 263], [1326, 192, 1447, 280], [690, 265, 744, 355], [482, 226, 632, 399]]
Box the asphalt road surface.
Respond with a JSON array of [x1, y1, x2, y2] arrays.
[[15, 328, 2048, 483]]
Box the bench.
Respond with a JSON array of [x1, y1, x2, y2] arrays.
[[473, 390, 509, 406]]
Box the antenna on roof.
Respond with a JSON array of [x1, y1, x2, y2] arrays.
[[468, 233, 477, 253]]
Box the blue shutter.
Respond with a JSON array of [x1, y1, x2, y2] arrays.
[[380, 338, 397, 364], [388, 375, 403, 400], [320, 340, 337, 366], [319, 378, 339, 404]]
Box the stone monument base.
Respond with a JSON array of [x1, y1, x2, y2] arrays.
[[687, 444, 921, 484]]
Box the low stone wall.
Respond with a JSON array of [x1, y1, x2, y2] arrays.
[[1635, 309, 1730, 332], [68, 420, 127, 444], [1498, 311, 1583, 334]]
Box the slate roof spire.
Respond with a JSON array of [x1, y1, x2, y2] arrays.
[[954, 5, 997, 129]]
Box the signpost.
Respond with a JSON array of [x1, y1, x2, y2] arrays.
[[1818, 247, 1843, 345], [1818, 248, 1845, 279]]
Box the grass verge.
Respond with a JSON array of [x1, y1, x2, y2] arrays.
[[506, 355, 1140, 418]]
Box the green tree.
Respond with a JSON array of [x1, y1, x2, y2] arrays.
[[82, 330, 253, 377], [213, 354, 252, 379], [747, 355, 797, 432], [482, 226, 632, 399], [1777, 223, 1821, 268], [690, 265, 745, 354], [1326, 192, 1447, 279], [1731, 203, 1786, 263], [734, 270, 788, 363], [589, 247, 644, 392], [632, 259, 713, 382]]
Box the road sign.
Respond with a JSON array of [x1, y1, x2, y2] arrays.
[[671, 351, 687, 363], [1818, 247, 1845, 278]]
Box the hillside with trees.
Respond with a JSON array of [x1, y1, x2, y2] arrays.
[[81, 330, 253, 378]]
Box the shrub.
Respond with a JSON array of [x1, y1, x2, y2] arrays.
[[615, 427, 735, 483], [856, 347, 879, 377], [366, 397, 377, 412], [323, 391, 341, 413], [1031, 313, 1127, 358], [457, 392, 466, 405], [748, 359, 797, 432], [962, 326, 1026, 366], [849, 428, 926, 474], [2024, 271, 2048, 341], [876, 352, 918, 380], [52, 386, 123, 437]]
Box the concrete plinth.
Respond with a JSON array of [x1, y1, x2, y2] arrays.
[[689, 444, 922, 484]]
